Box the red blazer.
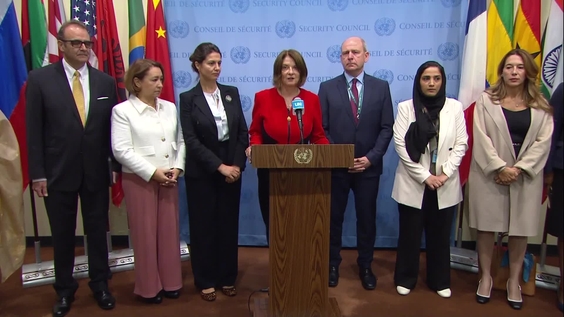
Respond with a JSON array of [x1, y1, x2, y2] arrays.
[[249, 87, 329, 145]]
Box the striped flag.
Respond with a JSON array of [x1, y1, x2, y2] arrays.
[[513, 0, 542, 75], [146, 0, 174, 103], [1, 0, 29, 189], [8, 0, 37, 188], [128, 0, 146, 65], [21, 0, 48, 70], [47, 0, 66, 63], [541, 0, 563, 98], [458, 0, 487, 187], [486, 0, 514, 86], [458, 0, 487, 110], [71, 0, 126, 207], [70, 0, 99, 68]]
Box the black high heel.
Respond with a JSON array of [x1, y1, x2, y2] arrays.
[[506, 280, 522, 310], [476, 277, 492, 304]]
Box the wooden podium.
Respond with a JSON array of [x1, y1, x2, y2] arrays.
[[251, 144, 354, 317]]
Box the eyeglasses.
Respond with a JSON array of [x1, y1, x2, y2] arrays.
[[60, 39, 94, 49]]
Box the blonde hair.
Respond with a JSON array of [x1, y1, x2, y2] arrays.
[[486, 49, 551, 114]]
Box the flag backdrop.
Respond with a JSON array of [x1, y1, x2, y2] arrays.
[[0, 0, 27, 282], [458, 0, 487, 110], [2, 0, 29, 189], [72, 0, 126, 206], [513, 0, 542, 76], [47, 0, 66, 63], [128, 0, 145, 65], [486, 0, 514, 86], [146, 0, 174, 103], [541, 0, 563, 97], [458, 0, 487, 187], [21, 0, 48, 71]]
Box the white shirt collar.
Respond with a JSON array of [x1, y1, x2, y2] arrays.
[[62, 58, 88, 80], [129, 95, 162, 113], [344, 71, 365, 85]]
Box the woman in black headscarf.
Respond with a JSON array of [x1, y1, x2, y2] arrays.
[[391, 61, 468, 298]]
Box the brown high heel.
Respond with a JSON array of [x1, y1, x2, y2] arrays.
[[200, 289, 216, 301], [221, 286, 237, 297]]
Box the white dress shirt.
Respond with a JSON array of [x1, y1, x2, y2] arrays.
[[204, 88, 229, 141], [111, 95, 186, 182], [62, 58, 90, 117], [343, 71, 364, 95]]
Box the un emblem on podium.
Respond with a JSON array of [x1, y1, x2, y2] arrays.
[[294, 147, 313, 164]]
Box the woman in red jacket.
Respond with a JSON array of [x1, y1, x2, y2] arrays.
[[246, 49, 329, 242]]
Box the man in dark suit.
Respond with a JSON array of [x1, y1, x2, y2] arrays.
[[318, 36, 394, 290], [26, 20, 119, 317]]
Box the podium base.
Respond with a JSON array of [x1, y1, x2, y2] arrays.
[[253, 297, 341, 317]]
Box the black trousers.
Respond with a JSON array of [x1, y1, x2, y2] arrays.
[[186, 143, 241, 289], [257, 168, 270, 243], [44, 186, 110, 297], [394, 189, 455, 291], [329, 171, 380, 268]]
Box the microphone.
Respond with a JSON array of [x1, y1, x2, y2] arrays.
[[291, 97, 305, 144]]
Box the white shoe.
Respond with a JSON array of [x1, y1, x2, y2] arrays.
[[396, 286, 410, 295], [436, 288, 451, 298]]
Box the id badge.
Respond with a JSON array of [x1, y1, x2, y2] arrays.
[[431, 149, 438, 164]]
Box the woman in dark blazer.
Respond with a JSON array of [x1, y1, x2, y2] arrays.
[[179, 42, 249, 301], [545, 82, 563, 311]]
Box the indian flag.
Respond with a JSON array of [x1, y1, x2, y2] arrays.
[[541, 0, 563, 98]]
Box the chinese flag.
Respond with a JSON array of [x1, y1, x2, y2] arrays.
[[145, 0, 174, 103]]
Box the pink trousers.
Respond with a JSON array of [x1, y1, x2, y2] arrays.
[[122, 172, 182, 298]]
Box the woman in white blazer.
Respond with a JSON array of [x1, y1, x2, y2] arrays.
[[111, 59, 185, 303], [391, 61, 468, 298]]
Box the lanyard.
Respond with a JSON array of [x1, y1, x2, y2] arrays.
[[347, 80, 364, 119]]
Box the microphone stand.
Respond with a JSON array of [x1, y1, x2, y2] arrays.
[[297, 111, 305, 145]]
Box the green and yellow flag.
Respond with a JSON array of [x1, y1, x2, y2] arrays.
[[486, 0, 514, 86], [128, 0, 146, 65]]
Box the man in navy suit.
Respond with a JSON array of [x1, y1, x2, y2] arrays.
[[318, 36, 394, 290], [26, 20, 119, 316]]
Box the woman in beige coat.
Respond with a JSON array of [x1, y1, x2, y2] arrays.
[[468, 49, 553, 310]]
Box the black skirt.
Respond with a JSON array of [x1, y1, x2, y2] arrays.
[[547, 169, 563, 238]]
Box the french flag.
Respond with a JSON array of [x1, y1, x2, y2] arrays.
[[0, 0, 29, 189], [458, 0, 487, 187]]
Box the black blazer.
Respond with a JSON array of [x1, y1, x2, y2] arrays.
[[318, 73, 394, 176], [179, 83, 249, 179], [547, 82, 564, 173], [26, 62, 120, 192]]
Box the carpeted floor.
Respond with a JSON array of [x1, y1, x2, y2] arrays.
[[0, 246, 561, 317]]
